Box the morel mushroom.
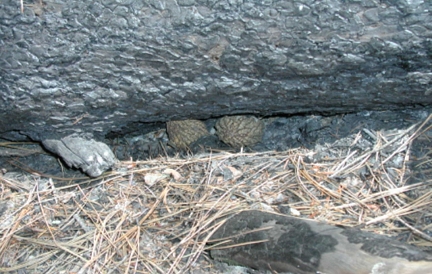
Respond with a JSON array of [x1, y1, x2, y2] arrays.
[[166, 120, 209, 149], [215, 116, 264, 148]]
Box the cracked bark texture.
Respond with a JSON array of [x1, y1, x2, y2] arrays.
[[210, 210, 432, 274], [1, 0, 431, 141]]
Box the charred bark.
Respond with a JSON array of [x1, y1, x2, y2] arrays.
[[209, 210, 432, 274], [0, 0, 431, 141]]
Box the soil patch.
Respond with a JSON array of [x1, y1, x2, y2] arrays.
[[0, 110, 431, 273]]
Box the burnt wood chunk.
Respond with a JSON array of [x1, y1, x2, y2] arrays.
[[42, 134, 117, 177], [209, 210, 432, 274]]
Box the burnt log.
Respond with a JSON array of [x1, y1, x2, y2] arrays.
[[0, 0, 432, 142], [209, 210, 432, 274]]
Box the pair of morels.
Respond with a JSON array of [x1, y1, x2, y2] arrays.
[[166, 116, 264, 149]]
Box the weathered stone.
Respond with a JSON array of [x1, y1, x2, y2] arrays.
[[216, 116, 264, 148], [166, 120, 209, 149]]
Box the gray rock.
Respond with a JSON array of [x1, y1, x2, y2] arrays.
[[42, 134, 117, 177]]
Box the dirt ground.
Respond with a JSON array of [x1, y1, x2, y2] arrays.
[[0, 108, 431, 273]]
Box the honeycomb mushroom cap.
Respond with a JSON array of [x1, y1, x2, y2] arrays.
[[166, 120, 209, 149], [215, 116, 264, 148]]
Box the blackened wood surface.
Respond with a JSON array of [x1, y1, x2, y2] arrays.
[[0, 0, 431, 141], [210, 210, 432, 274]]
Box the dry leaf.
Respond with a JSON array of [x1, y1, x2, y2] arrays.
[[144, 173, 168, 186], [225, 166, 243, 177], [290, 208, 301, 216], [163, 168, 182, 181]]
